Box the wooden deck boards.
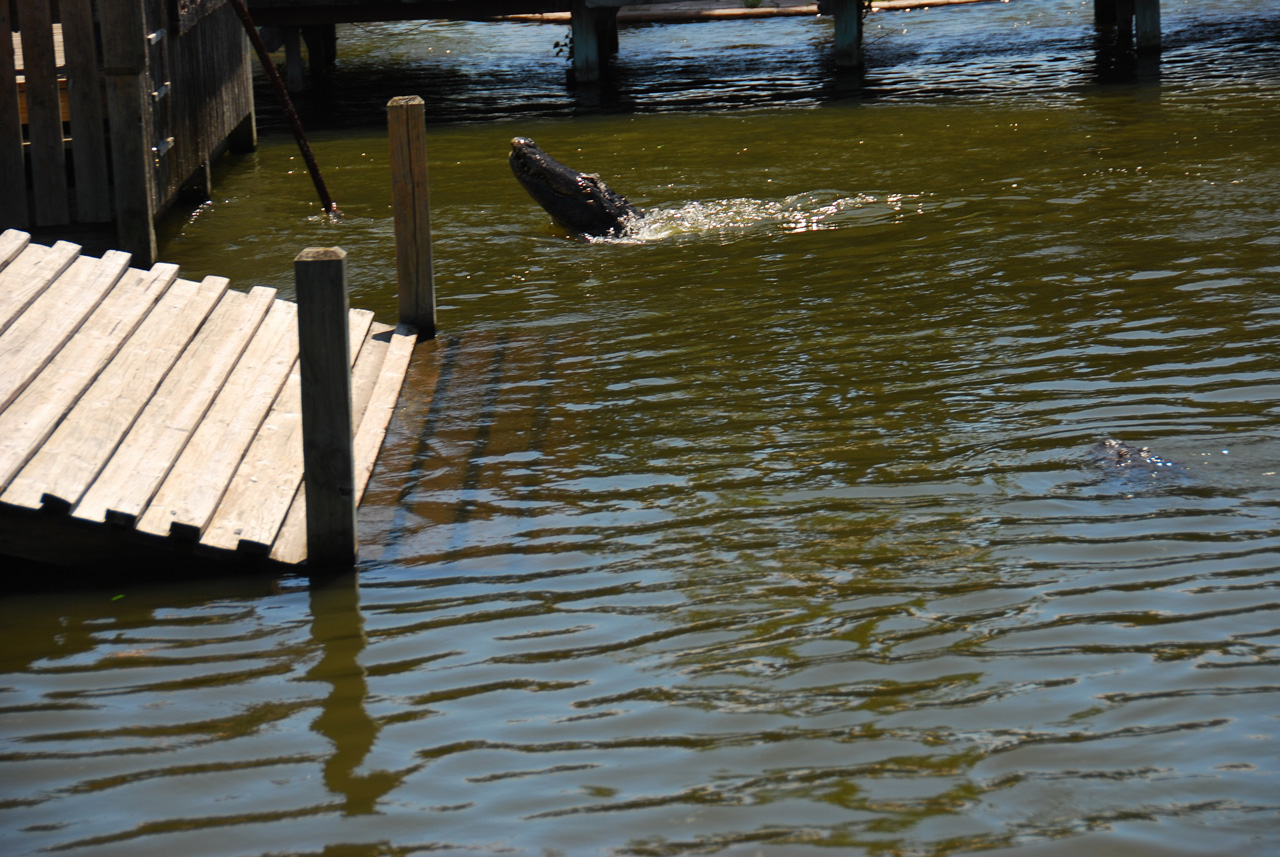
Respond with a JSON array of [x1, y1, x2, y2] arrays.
[[0, 230, 419, 571]]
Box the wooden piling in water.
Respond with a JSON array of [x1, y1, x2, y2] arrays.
[[1135, 0, 1161, 52], [295, 247, 358, 568], [387, 96, 436, 338], [831, 0, 864, 70]]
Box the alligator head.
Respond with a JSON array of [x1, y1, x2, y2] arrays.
[[509, 137, 643, 238]]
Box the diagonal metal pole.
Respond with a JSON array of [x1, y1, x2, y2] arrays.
[[227, 0, 341, 217]]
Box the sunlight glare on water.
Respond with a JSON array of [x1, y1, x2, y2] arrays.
[[4, 1, 1280, 855]]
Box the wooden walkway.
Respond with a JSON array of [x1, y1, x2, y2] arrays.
[[0, 229, 416, 571]]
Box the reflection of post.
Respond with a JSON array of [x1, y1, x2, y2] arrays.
[[307, 574, 397, 813]]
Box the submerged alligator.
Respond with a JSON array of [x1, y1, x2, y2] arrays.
[[509, 137, 644, 238], [1089, 438, 1187, 489], [1090, 439, 1180, 472]]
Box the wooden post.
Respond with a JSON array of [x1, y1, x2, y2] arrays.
[[17, 0, 70, 225], [101, 0, 158, 265], [295, 247, 357, 568], [1116, 0, 1135, 41], [831, 0, 864, 70], [284, 27, 305, 93], [597, 7, 620, 60], [571, 0, 602, 83], [0, 0, 28, 229], [62, 0, 112, 223], [1135, 0, 1161, 52], [1094, 0, 1117, 28], [387, 96, 436, 337]]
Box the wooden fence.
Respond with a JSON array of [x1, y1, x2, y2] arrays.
[[2, 0, 255, 265]]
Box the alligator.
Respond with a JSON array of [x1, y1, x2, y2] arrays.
[[1089, 439, 1188, 491], [1090, 439, 1179, 472], [509, 137, 644, 238]]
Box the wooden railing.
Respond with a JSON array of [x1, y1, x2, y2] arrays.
[[1, 0, 255, 265]]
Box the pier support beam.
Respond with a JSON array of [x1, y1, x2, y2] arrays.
[[1095, 0, 1160, 52], [830, 0, 864, 71], [1135, 0, 1161, 52], [101, 0, 158, 265], [570, 1, 618, 83], [296, 246, 358, 569]]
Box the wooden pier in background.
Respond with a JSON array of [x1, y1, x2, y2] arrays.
[[248, 0, 1163, 85]]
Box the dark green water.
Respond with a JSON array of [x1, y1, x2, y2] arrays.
[[4, 1, 1280, 854]]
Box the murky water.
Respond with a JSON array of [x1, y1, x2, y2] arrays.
[[5, 1, 1280, 854]]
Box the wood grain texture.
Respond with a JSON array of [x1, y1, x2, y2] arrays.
[[0, 241, 81, 336], [0, 231, 31, 271], [2, 275, 225, 509], [74, 285, 275, 525], [201, 309, 373, 555], [137, 300, 299, 540], [0, 262, 179, 490], [0, 251, 131, 412]]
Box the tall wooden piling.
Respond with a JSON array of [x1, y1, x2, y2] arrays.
[[387, 96, 436, 338], [295, 247, 357, 568], [831, 0, 864, 70], [1135, 0, 1161, 51]]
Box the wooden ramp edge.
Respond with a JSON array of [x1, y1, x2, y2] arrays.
[[0, 230, 421, 575]]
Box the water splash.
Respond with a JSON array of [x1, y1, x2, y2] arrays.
[[597, 190, 923, 243]]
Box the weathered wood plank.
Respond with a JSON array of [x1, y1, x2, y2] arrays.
[[352, 324, 398, 437], [270, 324, 395, 565], [136, 300, 299, 541], [1, 276, 225, 508], [200, 309, 373, 556], [0, 250, 132, 413], [0, 231, 31, 272], [17, 0, 70, 225], [0, 7, 28, 230], [0, 263, 179, 490], [351, 325, 418, 501], [73, 285, 276, 525], [0, 241, 81, 336], [61, 0, 113, 223]]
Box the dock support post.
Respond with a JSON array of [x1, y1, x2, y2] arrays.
[[296, 246, 358, 569], [284, 28, 305, 93], [570, 0, 602, 83], [831, 0, 864, 71], [1094, 0, 1116, 28], [387, 96, 436, 338], [101, 0, 158, 265], [0, 0, 30, 228], [1135, 0, 1161, 52]]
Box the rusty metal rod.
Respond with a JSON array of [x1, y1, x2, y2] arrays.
[[227, 0, 340, 217]]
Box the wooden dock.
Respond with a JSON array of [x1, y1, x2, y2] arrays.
[[0, 229, 417, 573]]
